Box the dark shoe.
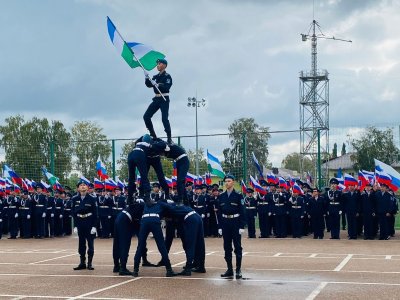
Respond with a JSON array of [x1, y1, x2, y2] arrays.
[[87, 256, 94, 270], [178, 268, 191, 276], [167, 137, 173, 144], [156, 260, 166, 267], [166, 268, 178, 277], [192, 266, 206, 273], [236, 270, 242, 279], [119, 268, 133, 276], [221, 269, 234, 278], [132, 269, 139, 277], [113, 264, 120, 273], [73, 263, 86, 270], [142, 260, 157, 267]]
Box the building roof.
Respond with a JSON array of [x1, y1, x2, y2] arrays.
[[321, 153, 354, 170]]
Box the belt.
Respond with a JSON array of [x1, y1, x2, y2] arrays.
[[133, 148, 144, 152], [155, 93, 169, 97], [175, 153, 187, 161], [246, 207, 256, 209], [46, 207, 53, 210], [194, 205, 203, 208], [65, 208, 71, 211], [56, 207, 62, 210], [142, 213, 159, 218], [99, 206, 109, 208], [36, 205, 44, 207], [275, 204, 285, 206], [19, 207, 29, 210], [292, 206, 301, 209], [77, 213, 93, 218], [258, 203, 268, 205], [330, 202, 340, 205], [122, 210, 132, 222], [8, 206, 16, 208], [222, 214, 239, 219], [184, 211, 196, 220]]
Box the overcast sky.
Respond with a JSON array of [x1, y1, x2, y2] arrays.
[[1, 0, 400, 167]]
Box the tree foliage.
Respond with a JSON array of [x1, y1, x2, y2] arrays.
[[332, 143, 338, 159], [281, 152, 314, 173], [223, 118, 270, 181], [0, 115, 72, 182], [71, 121, 111, 179], [341, 143, 346, 156], [351, 126, 400, 171]]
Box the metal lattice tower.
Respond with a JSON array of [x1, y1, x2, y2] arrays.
[[299, 20, 351, 186]]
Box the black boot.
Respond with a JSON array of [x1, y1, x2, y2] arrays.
[[167, 136, 173, 144], [87, 256, 94, 270], [113, 259, 120, 273], [132, 265, 139, 277], [156, 259, 166, 267], [142, 256, 157, 267], [178, 264, 192, 276], [221, 258, 233, 278], [235, 257, 242, 279], [192, 264, 206, 273], [166, 266, 178, 277], [119, 263, 133, 276], [73, 256, 86, 270]]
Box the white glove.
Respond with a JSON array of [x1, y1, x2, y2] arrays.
[[167, 199, 174, 204], [218, 229, 222, 235], [90, 227, 97, 235], [108, 215, 111, 219], [59, 214, 63, 219], [207, 213, 210, 217], [15, 213, 19, 218], [144, 71, 150, 78], [164, 145, 170, 152], [27, 215, 31, 219], [0, 219, 2, 222], [339, 210, 342, 215], [136, 198, 144, 203], [239, 229, 245, 235], [51, 213, 54, 217], [73, 227, 78, 234], [150, 79, 158, 87], [279, 192, 283, 196], [42, 212, 46, 218], [268, 212, 272, 216]]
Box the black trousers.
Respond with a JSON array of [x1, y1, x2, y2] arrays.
[[128, 150, 151, 200], [176, 157, 189, 203], [143, 97, 171, 138]]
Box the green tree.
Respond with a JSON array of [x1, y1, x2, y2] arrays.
[[71, 121, 111, 179], [332, 143, 338, 159], [341, 143, 346, 156], [186, 148, 208, 175], [351, 127, 400, 171], [281, 152, 314, 173], [0, 115, 72, 182], [223, 118, 270, 181]]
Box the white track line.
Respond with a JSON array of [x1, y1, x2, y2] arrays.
[[172, 250, 185, 255], [69, 277, 141, 299], [333, 254, 353, 271], [273, 253, 282, 257], [206, 251, 216, 256], [0, 296, 147, 300], [309, 254, 317, 258], [305, 282, 328, 300], [386, 255, 392, 260], [29, 253, 77, 264], [172, 260, 186, 267]]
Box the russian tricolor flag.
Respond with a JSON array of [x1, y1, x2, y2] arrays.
[[94, 178, 104, 190], [104, 178, 117, 190], [241, 180, 247, 194], [252, 152, 264, 179], [292, 182, 304, 195], [205, 172, 212, 185], [267, 173, 278, 184], [3, 164, 22, 186], [0, 177, 5, 187], [278, 176, 288, 189], [375, 159, 400, 192], [186, 172, 196, 183], [250, 175, 266, 195], [358, 171, 370, 191], [165, 176, 174, 188], [344, 173, 358, 187], [96, 156, 109, 180]]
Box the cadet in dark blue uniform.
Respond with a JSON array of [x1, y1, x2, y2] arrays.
[[207, 186, 220, 237], [273, 185, 288, 238], [342, 184, 360, 239], [360, 183, 376, 240], [132, 199, 177, 277], [244, 188, 257, 238], [98, 190, 114, 238], [301, 183, 312, 235], [63, 192, 73, 236], [127, 135, 153, 202], [218, 174, 246, 279], [258, 181, 271, 238], [288, 189, 306, 238], [144, 58, 173, 143], [308, 188, 326, 239], [7, 189, 20, 239], [0, 193, 4, 239], [33, 184, 47, 238], [72, 180, 98, 271], [325, 178, 343, 239], [54, 190, 64, 237], [376, 184, 392, 240], [45, 189, 55, 238], [112, 198, 156, 276], [19, 191, 33, 238], [192, 185, 207, 227]]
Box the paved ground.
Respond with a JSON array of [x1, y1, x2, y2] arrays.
[[1, 231, 400, 299]]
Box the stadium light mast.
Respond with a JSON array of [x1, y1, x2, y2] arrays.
[[299, 19, 351, 188], [187, 96, 206, 176]]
